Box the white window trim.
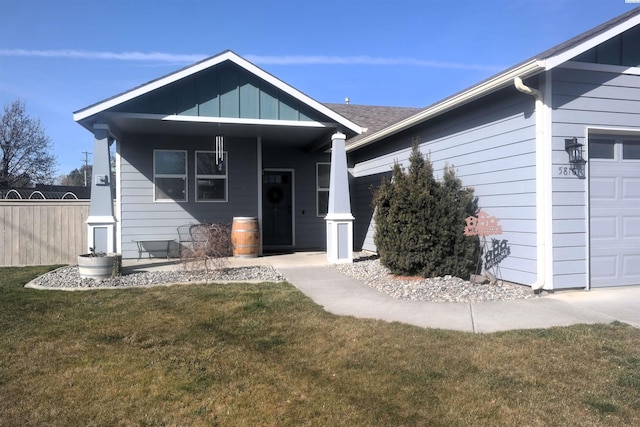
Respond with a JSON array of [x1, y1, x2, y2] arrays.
[[195, 150, 228, 203], [153, 149, 187, 202], [316, 162, 330, 217]]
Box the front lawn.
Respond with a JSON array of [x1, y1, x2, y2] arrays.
[[1, 266, 639, 426]]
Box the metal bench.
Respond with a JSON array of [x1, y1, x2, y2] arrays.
[[132, 239, 175, 260]]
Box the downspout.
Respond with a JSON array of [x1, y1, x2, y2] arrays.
[[514, 77, 546, 292]]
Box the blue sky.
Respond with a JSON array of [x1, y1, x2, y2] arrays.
[[0, 0, 636, 177]]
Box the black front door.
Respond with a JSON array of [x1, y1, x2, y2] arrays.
[[262, 170, 293, 248]]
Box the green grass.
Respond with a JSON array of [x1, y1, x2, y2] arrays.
[[1, 266, 640, 426]]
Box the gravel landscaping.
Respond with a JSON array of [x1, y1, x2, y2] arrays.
[[26, 254, 535, 302], [26, 265, 286, 290], [334, 255, 536, 303]]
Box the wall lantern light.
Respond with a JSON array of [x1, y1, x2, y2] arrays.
[[564, 137, 587, 179]]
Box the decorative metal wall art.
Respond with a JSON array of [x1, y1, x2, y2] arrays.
[[464, 209, 512, 272]]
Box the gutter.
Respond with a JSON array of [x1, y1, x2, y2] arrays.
[[346, 59, 543, 152], [513, 76, 548, 292]]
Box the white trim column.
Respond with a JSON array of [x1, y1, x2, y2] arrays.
[[257, 136, 263, 256], [326, 132, 354, 263], [86, 124, 116, 254]]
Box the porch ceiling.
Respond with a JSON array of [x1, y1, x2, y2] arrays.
[[103, 113, 341, 149]]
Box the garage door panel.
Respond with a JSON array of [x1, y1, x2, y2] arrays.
[[591, 254, 618, 280], [623, 254, 640, 277], [623, 216, 640, 238], [590, 177, 617, 200], [590, 216, 617, 239], [622, 177, 640, 199]]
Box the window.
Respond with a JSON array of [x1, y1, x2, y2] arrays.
[[196, 151, 228, 202], [589, 138, 615, 160], [623, 140, 640, 160], [317, 163, 330, 216], [154, 150, 187, 201]]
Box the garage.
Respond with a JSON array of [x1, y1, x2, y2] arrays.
[[589, 134, 640, 287]]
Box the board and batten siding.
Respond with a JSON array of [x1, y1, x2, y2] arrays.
[[118, 134, 259, 259], [350, 88, 539, 285], [551, 65, 640, 289], [117, 61, 321, 123]]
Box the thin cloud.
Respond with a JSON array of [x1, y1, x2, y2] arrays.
[[0, 49, 502, 71], [246, 55, 503, 71], [0, 49, 205, 63]]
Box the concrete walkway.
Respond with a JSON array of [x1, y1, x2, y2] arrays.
[[278, 264, 640, 333], [125, 252, 640, 333]]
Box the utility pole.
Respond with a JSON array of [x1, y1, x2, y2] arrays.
[[81, 151, 91, 187]]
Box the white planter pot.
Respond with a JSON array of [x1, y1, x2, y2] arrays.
[[78, 254, 115, 280]]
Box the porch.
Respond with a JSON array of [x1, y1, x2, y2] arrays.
[[122, 250, 330, 274]]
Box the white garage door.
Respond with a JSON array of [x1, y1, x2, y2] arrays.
[[590, 136, 640, 287]]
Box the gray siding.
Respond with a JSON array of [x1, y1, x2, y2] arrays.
[[119, 135, 330, 258], [350, 88, 539, 285], [351, 172, 389, 251], [551, 66, 640, 289], [119, 135, 259, 258]]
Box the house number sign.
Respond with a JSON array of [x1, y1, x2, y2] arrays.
[[557, 164, 579, 176]]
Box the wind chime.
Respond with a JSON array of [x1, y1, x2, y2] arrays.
[[214, 135, 224, 170]]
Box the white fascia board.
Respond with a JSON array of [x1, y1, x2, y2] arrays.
[[346, 59, 543, 152], [545, 13, 640, 70], [107, 112, 335, 129], [74, 50, 363, 134]]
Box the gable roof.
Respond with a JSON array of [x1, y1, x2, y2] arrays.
[[74, 50, 363, 135], [347, 7, 640, 152]]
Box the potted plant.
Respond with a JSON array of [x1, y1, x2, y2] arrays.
[[77, 248, 120, 280]]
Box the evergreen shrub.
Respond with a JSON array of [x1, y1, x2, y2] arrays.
[[372, 143, 480, 278]]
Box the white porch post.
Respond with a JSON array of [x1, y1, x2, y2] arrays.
[[325, 132, 354, 264], [86, 124, 116, 254]]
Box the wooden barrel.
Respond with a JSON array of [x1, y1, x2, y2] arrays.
[[231, 217, 260, 258]]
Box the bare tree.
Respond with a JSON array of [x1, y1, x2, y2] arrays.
[[0, 100, 57, 187]]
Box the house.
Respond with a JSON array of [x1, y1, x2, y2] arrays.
[[73, 50, 417, 263], [347, 7, 640, 290], [74, 8, 639, 290]]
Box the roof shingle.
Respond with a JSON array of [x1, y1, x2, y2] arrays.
[[323, 103, 423, 146]]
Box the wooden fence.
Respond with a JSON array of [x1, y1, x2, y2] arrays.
[[0, 201, 90, 266]]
